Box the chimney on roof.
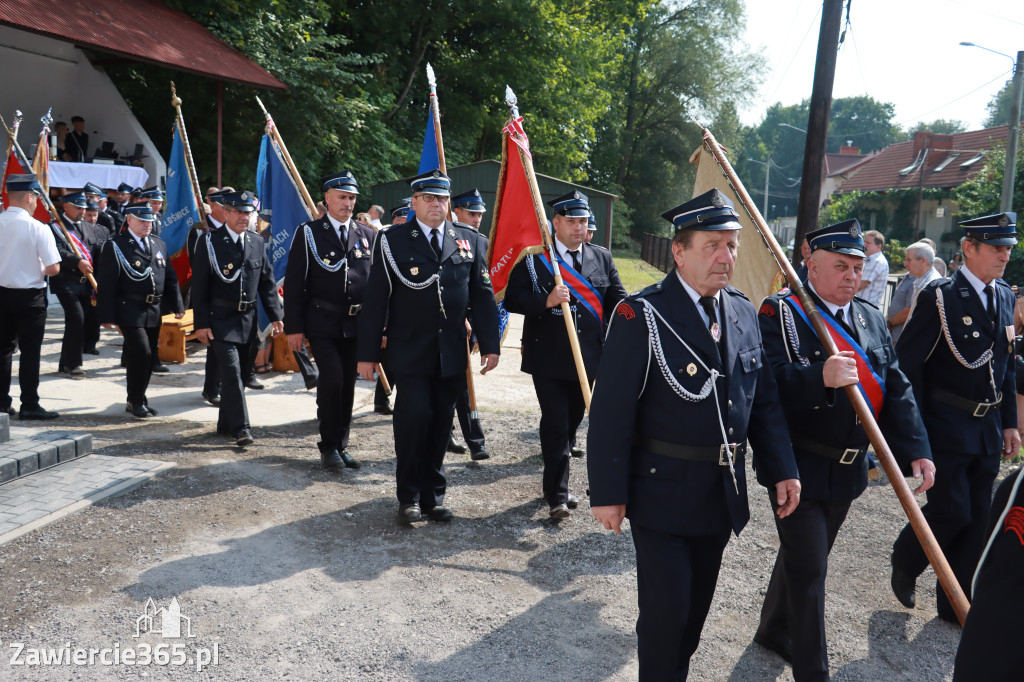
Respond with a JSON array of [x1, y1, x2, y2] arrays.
[[913, 131, 954, 155], [839, 144, 860, 155]]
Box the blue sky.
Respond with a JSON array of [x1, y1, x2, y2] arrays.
[[739, 0, 1023, 131]]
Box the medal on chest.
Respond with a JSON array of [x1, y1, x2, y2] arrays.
[[456, 239, 472, 259], [710, 321, 721, 342]]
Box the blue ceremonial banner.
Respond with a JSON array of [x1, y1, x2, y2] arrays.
[[164, 121, 201, 284], [418, 101, 440, 174], [256, 135, 312, 285]]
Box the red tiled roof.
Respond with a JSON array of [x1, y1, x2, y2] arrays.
[[836, 126, 1009, 193], [825, 152, 871, 176], [0, 0, 285, 91]]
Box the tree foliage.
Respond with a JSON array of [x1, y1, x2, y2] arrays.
[[984, 78, 1023, 129]]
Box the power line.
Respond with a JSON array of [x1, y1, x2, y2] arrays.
[[896, 69, 1012, 127], [761, 4, 822, 108]]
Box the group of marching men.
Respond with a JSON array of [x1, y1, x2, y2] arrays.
[[3, 165, 1022, 679]]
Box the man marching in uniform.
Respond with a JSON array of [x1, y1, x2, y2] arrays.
[[755, 220, 934, 680], [890, 212, 1019, 623], [504, 190, 627, 519], [189, 188, 231, 406], [587, 189, 800, 680], [285, 170, 375, 472], [191, 191, 284, 446], [357, 170, 500, 524], [371, 200, 412, 416], [96, 202, 184, 417]]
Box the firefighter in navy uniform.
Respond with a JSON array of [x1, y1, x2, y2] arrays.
[[357, 170, 500, 524], [754, 220, 934, 681], [96, 202, 184, 417], [504, 190, 627, 519], [890, 212, 1020, 623], [371, 200, 412, 416], [953, 467, 1024, 680], [191, 191, 284, 447], [189, 188, 231, 406], [284, 170, 375, 472], [588, 189, 801, 681], [446, 187, 491, 460]]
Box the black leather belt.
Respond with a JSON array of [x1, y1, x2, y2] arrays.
[[212, 298, 256, 312], [634, 435, 745, 465], [311, 297, 361, 316], [791, 433, 865, 464], [124, 292, 162, 304], [929, 386, 1002, 418]]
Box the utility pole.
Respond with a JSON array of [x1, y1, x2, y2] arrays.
[[793, 0, 845, 263], [1002, 51, 1023, 213]]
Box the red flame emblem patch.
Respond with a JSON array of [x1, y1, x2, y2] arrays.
[[616, 302, 635, 320], [759, 303, 776, 318], [1004, 506, 1024, 545]]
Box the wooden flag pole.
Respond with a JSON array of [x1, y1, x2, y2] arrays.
[[506, 87, 592, 411], [170, 83, 209, 225], [699, 125, 970, 625], [428, 63, 481, 417]]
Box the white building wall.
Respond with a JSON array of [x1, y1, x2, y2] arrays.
[[0, 25, 166, 184]]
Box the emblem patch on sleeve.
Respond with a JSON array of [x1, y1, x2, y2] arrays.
[[758, 303, 776, 317], [616, 302, 635, 319], [1004, 506, 1024, 545]]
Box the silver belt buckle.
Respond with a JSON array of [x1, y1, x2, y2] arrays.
[[349, 304, 362, 316], [839, 448, 860, 465], [237, 301, 249, 312], [719, 443, 737, 466], [972, 403, 991, 418], [145, 294, 156, 304]]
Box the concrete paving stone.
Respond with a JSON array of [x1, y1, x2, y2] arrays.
[[0, 413, 9, 443], [51, 439, 76, 460], [0, 458, 18, 484], [0, 522, 17, 535], [74, 434, 93, 456], [13, 452, 39, 477], [37, 448, 59, 470]]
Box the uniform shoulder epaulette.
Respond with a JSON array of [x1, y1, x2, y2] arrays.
[[589, 243, 610, 253], [995, 278, 1014, 291], [635, 281, 663, 298], [723, 285, 749, 301], [852, 294, 879, 310], [928, 276, 951, 290], [452, 220, 473, 230]]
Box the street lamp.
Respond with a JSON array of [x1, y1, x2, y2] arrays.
[[961, 41, 1024, 213], [778, 122, 808, 135]]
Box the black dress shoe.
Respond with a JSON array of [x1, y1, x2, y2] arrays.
[[374, 403, 393, 415], [550, 504, 570, 520], [152, 363, 170, 374], [235, 429, 255, 446], [18, 405, 59, 420], [447, 435, 466, 454], [3, 405, 16, 416], [425, 506, 454, 522], [891, 559, 917, 609], [304, 376, 318, 390], [753, 632, 793, 663], [571, 446, 584, 458], [126, 402, 150, 418], [399, 504, 422, 523], [339, 451, 361, 469], [320, 449, 344, 471], [202, 391, 221, 406], [84, 347, 100, 355], [244, 377, 265, 390], [567, 493, 579, 509], [144, 403, 159, 416], [470, 448, 490, 461]]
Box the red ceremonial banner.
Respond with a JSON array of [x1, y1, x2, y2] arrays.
[[486, 124, 545, 302], [2, 151, 53, 222]]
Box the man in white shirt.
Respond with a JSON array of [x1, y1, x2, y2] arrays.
[[904, 241, 941, 320], [858, 229, 889, 307], [0, 174, 62, 419]]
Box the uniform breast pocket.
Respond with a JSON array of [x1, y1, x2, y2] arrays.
[[869, 344, 891, 372], [589, 275, 609, 289], [738, 347, 762, 373], [245, 258, 261, 271]]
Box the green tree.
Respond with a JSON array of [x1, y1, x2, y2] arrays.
[[903, 119, 968, 138], [984, 78, 1023, 129], [950, 142, 1024, 218]]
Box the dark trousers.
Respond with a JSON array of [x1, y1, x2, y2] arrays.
[[149, 319, 162, 367], [454, 378, 485, 452], [758, 496, 852, 682], [306, 336, 358, 452], [392, 371, 461, 510], [892, 448, 1000, 619], [631, 523, 731, 681], [122, 325, 160, 405], [84, 304, 100, 352], [0, 286, 48, 409], [203, 344, 221, 396], [293, 348, 319, 385], [210, 339, 249, 435], [532, 375, 586, 507], [54, 284, 90, 370]]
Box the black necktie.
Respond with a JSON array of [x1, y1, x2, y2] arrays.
[[568, 249, 581, 272], [836, 308, 856, 337], [985, 285, 996, 324], [699, 296, 719, 341], [141, 238, 150, 256], [340, 224, 348, 245], [430, 228, 441, 257]]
